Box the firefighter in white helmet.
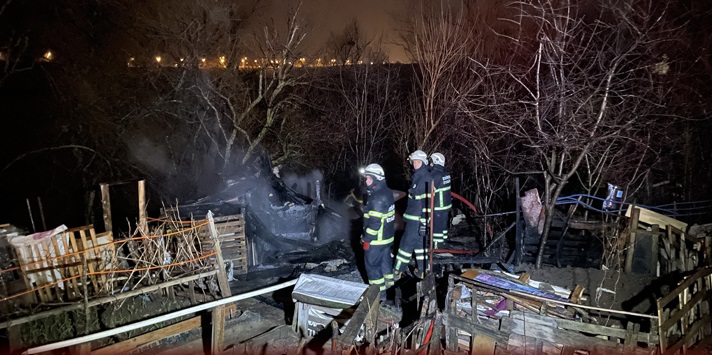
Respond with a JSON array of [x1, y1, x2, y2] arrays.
[[395, 150, 433, 279], [429, 152, 451, 249], [361, 163, 396, 299]]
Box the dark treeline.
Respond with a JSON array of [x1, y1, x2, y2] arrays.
[[1, 0, 712, 233]]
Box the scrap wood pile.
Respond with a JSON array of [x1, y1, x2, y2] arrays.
[[0, 215, 227, 320], [443, 269, 659, 355]]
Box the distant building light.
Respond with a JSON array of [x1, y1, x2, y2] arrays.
[[180, 58, 184, 62], [201, 58, 206, 63], [155, 56, 162, 63], [219, 56, 226, 67], [43, 50, 53, 61]]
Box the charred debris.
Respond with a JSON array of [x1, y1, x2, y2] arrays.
[[1, 159, 712, 354]]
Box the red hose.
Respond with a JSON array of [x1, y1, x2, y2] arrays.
[[451, 192, 478, 214], [419, 318, 435, 355]]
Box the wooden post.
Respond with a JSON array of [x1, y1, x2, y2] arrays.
[[625, 208, 640, 273], [138, 180, 147, 233], [706, 236, 712, 266], [67, 342, 91, 355], [515, 177, 522, 266], [100, 183, 112, 233], [207, 211, 231, 297], [651, 225, 660, 276], [211, 305, 226, 355], [37, 196, 47, 231]]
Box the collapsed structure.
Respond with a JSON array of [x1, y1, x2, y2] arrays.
[[0, 171, 711, 355]]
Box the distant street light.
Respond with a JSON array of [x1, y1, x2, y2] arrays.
[[43, 50, 53, 61], [155, 56, 162, 63]]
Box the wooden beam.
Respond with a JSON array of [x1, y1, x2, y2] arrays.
[[625, 208, 640, 273], [92, 307, 235, 355], [99, 183, 112, 233], [25, 279, 298, 354], [207, 211, 231, 297], [338, 285, 380, 350], [211, 305, 226, 355], [93, 317, 201, 355], [138, 180, 147, 233], [625, 205, 687, 232]]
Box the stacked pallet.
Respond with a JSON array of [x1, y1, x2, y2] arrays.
[[198, 214, 248, 274]]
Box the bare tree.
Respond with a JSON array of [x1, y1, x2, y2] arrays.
[[399, 0, 475, 154], [466, 0, 683, 268], [326, 19, 372, 66]]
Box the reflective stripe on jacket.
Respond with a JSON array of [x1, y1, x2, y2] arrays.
[[404, 167, 433, 223], [363, 179, 396, 245], [430, 165, 452, 212]]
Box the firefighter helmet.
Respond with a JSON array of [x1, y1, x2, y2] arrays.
[[409, 150, 428, 164], [362, 163, 385, 181], [430, 152, 445, 166]]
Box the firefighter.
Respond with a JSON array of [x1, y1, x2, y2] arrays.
[[361, 164, 396, 298], [395, 150, 433, 279], [429, 152, 452, 249]]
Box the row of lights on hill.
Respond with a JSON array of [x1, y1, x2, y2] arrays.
[[126, 55, 383, 68]]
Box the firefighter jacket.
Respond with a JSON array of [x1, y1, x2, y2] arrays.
[[404, 166, 433, 224], [430, 165, 452, 213], [362, 179, 396, 245]]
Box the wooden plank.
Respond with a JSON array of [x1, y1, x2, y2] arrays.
[[31, 243, 50, 302], [508, 311, 657, 344], [501, 317, 626, 352], [92, 317, 200, 355], [78, 229, 100, 293], [444, 314, 509, 345], [625, 208, 640, 273], [68, 341, 91, 355], [665, 314, 711, 354], [49, 234, 71, 300], [207, 212, 231, 298], [338, 285, 380, 349], [67, 229, 85, 298], [211, 305, 226, 355], [651, 225, 660, 276], [471, 333, 495, 355], [100, 183, 112, 233], [138, 180, 147, 233], [88, 228, 108, 291], [626, 205, 687, 232]]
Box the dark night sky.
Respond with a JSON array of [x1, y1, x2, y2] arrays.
[[249, 0, 410, 62]]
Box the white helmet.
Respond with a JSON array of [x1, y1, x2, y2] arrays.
[[430, 152, 445, 166], [362, 163, 385, 180], [409, 150, 428, 164]]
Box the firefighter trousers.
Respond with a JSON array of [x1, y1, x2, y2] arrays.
[[395, 220, 428, 276], [365, 243, 394, 291], [433, 210, 449, 249]]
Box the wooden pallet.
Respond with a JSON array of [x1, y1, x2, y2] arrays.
[[657, 266, 712, 354], [198, 214, 248, 274], [12, 225, 114, 303]]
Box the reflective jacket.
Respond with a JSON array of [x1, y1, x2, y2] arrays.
[[430, 165, 452, 213], [404, 166, 433, 224], [363, 179, 396, 245]]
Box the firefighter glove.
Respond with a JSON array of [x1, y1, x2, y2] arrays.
[[362, 241, 370, 251], [418, 223, 426, 237]]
